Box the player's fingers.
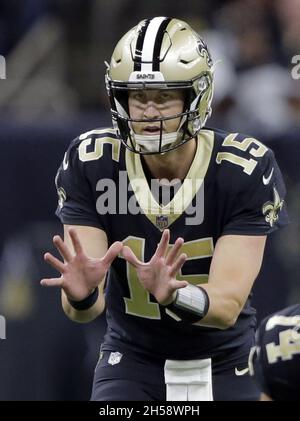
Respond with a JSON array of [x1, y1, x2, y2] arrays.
[[101, 241, 123, 266], [40, 277, 63, 288], [44, 252, 66, 274], [53, 235, 73, 262], [121, 245, 142, 267], [155, 229, 170, 259], [68, 228, 83, 255], [165, 237, 184, 266], [169, 279, 189, 291], [169, 253, 187, 277]]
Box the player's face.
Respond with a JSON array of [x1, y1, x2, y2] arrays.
[[128, 89, 185, 135]]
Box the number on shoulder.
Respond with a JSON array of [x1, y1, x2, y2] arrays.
[[216, 133, 268, 175], [78, 128, 121, 163]]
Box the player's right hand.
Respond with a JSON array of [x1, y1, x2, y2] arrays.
[[121, 229, 188, 306], [41, 228, 123, 302]]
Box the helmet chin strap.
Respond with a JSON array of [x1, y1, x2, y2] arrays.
[[132, 110, 190, 153], [133, 132, 179, 153]]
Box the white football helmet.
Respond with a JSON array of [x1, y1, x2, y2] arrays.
[[106, 17, 214, 154]]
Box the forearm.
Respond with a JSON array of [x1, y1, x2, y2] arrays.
[[166, 283, 241, 330], [193, 283, 240, 329], [192, 235, 266, 329], [61, 290, 105, 323]]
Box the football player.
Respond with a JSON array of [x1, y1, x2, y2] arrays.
[[41, 17, 289, 400], [249, 304, 300, 401]]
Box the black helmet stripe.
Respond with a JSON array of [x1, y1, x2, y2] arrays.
[[152, 17, 172, 71], [134, 19, 150, 71], [134, 17, 172, 73]]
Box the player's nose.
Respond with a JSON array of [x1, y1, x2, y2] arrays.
[[143, 102, 160, 119]]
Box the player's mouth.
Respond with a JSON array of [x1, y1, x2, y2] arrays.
[[142, 126, 162, 135]]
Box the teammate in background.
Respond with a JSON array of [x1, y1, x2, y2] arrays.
[[249, 304, 300, 401], [41, 17, 289, 400]]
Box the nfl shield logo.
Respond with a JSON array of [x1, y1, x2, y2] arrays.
[[156, 215, 168, 230], [108, 351, 123, 365]]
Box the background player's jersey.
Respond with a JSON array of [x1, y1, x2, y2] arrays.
[[250, 304, 300, 400], [55, 127, 289, 370]]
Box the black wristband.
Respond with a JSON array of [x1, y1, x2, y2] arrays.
[[165, 284, 210, 323], [68, 287, 99, 311]]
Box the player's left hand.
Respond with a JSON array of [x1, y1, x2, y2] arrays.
[[121, 229, 188, 305]]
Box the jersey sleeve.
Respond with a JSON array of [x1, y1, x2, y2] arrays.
[[222, 148, 289, 236], [55, 137, 105, 230]]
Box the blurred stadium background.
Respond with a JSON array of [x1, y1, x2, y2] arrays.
[[0, 0, 299, 400]]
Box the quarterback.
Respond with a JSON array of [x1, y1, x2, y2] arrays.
[[42, 17, 289, 400]]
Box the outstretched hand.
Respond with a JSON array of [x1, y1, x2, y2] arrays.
[[121, 229, 188, 305], [41, 228, 123, 302]]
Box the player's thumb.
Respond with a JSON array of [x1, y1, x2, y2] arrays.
[[102, 241, 123, 266], [121, 245, 141, 267]]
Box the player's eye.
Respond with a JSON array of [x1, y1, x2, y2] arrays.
[[130, 92, 146, 102], [158, 92, 172, 101]]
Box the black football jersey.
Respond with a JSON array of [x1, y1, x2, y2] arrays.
[[250, 304, 300, 400], [55, 127, 289, 369]]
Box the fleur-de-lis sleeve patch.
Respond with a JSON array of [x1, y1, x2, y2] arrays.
[[262, 186, 284, 227], [57, 187, 67, 210]]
